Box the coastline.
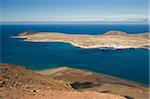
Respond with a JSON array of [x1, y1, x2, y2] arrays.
[[35, 66, 148, 87], [34, 66, 149, 99], [12, 30, 150, 50]]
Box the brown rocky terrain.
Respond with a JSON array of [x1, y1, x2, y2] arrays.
[[0, 64, 149, 99], [0, 64, 71, 90], [37, 67, 149, 99], [12, 30, 150, 49], [0, 64, 126, 99]]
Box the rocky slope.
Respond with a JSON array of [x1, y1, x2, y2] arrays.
[[0, 64, 127, 99], [0, 64, 71, 90], [12, 30, 150, 49], [37, 67, 149, 99]]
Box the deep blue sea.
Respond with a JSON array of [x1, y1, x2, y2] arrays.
[[1, 24, 149, 85]]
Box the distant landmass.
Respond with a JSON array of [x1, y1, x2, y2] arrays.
[[12, 30, 150, 49], [1, 20, 149, 25]]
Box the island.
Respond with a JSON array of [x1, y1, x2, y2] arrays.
[[12, 30, 150, 49]]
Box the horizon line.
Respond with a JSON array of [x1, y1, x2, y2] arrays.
[[1, 20, 148, 23]]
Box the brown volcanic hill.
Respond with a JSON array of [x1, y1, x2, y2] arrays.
[[19, 31, 37, 36], [0, 64, 127, 99], [0, 64, 71, 90], [104, 31, 128, 35]]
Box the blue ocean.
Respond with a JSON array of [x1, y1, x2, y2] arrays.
[[1, 24, 149, 85]]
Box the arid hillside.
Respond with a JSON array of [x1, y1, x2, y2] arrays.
[[0, 64, 149, 99], [37, 67, 149, 99]]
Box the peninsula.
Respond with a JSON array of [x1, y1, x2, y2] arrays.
[[12, 31, 150, 49]]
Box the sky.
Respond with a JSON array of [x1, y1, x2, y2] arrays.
[[1, 0, 149, 22]]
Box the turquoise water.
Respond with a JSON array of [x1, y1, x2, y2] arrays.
[[1, 24, 149, 85]]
